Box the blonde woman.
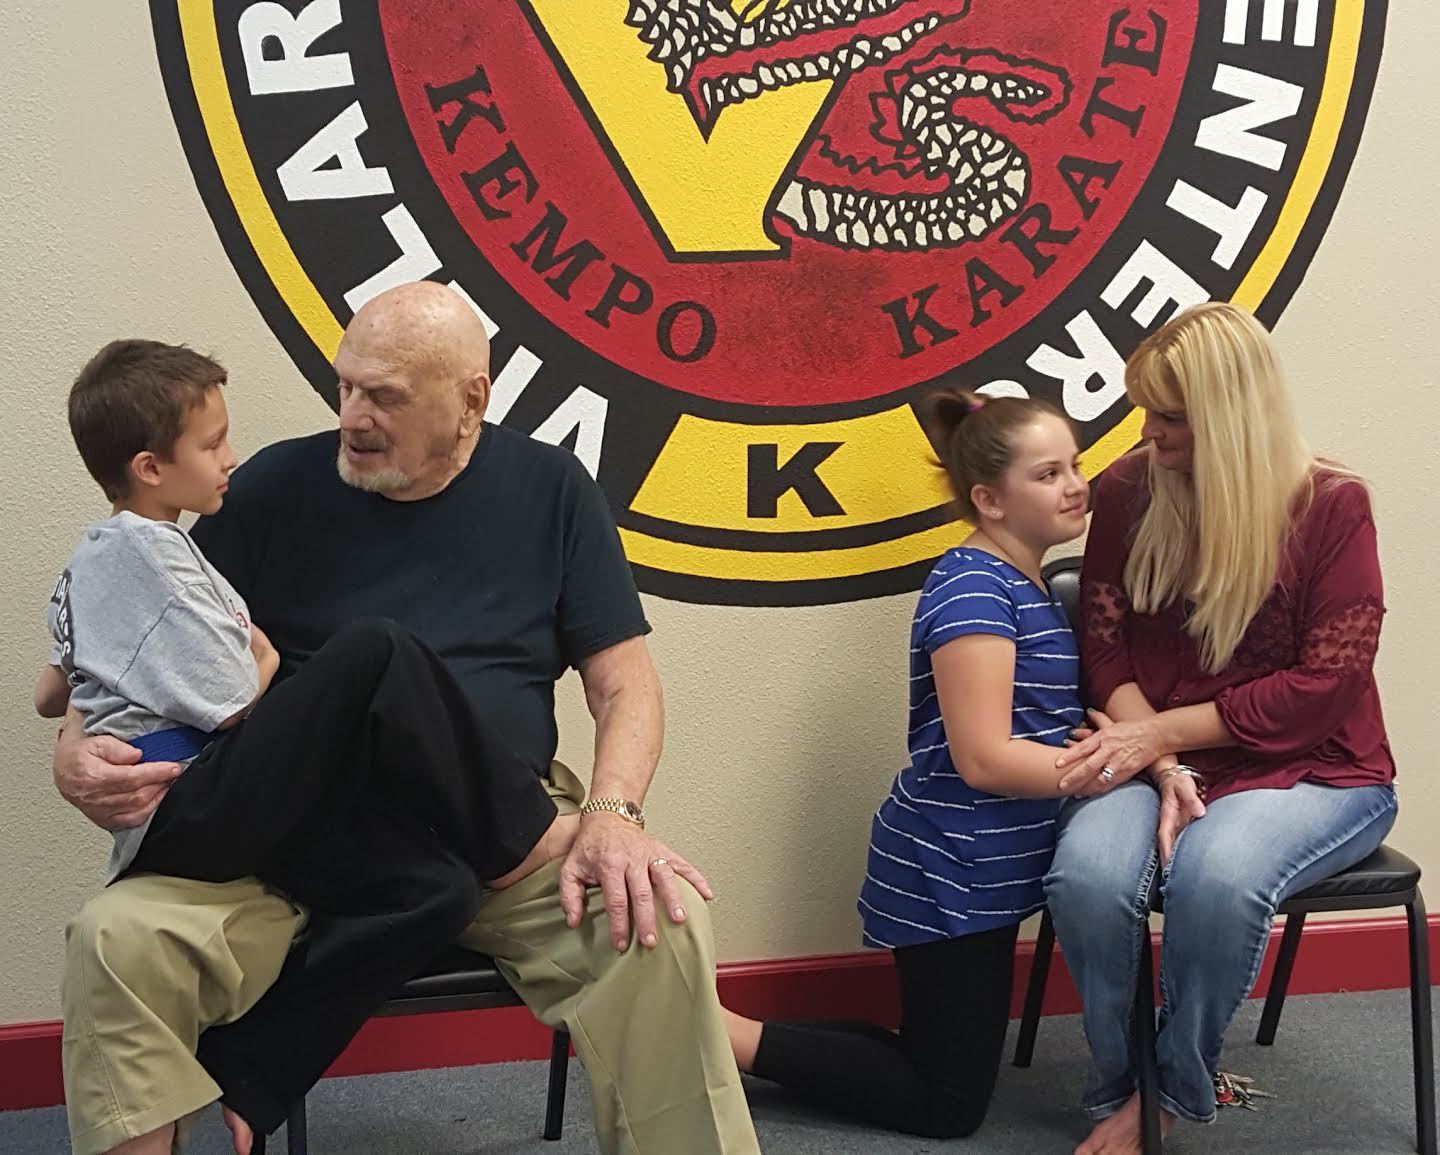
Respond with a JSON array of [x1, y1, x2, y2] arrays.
[[1046, 302, 1397, 1154]]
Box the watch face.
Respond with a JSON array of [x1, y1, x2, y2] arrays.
[[622, 801, 644, 822]]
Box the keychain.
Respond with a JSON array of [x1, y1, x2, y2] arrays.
[[1215, 1070, 1276, 1111]]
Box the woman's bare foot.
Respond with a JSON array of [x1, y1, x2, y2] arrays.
[[222, 1105, 254, 1155], [1075, 1092, 1174, 1154], [487, 812, 580, 889], [722, 1007, 763, 1072]]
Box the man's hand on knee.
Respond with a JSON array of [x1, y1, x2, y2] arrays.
[[54, 727, 180, 831], [558, 815, 713, 950]]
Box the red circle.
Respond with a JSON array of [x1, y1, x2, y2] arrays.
[[383, 1, 1196, 407]]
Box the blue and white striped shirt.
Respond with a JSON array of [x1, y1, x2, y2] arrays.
[[858, 547, 1083, 949]]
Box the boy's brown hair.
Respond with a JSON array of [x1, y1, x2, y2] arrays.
[[69, 340, 226, 499]]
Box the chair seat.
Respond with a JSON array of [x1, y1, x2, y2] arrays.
[[385, 947, 519, 1005], [1280, 844, 1421, 909], [1145, 844, 1421, 914]]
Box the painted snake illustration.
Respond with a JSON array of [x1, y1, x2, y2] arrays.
[[626, 0, 1072, 251]]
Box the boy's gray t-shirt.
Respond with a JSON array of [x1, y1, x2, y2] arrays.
[[48, 511, 258, 881]]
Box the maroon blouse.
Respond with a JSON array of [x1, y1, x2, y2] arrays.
[[1080, 449, 1395, 803]]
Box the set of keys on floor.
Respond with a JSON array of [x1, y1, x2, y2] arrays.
[[1215, 1071, 1276, 1111]]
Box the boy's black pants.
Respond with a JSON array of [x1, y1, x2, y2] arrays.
[[130, 617, 558, 1134]]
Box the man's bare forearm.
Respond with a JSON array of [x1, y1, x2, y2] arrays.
[[586, 672, 664, 804], [561, 638, 706, 946]]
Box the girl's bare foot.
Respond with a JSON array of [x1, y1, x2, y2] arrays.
[[1075, 1092, 1174, 1154], [222, 1105, 254, 1155], [109, 1123, 176, 1155], [722, 1006, 763, 1072], [487, 812, 580, 889]]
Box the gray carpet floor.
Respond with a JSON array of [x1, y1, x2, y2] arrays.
[[4, 988, 1434, 1153]]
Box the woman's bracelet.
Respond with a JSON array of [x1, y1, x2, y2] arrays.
[[1156, 764, 1207, 799]]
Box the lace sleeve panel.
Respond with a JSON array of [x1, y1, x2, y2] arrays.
[[1298, 595, 1384, 675], [1082, 579, 1129, 647]]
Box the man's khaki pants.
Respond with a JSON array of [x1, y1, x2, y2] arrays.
[[61, 766, 760, 1155]]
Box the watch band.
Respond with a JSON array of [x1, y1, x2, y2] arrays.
[[580, 796, 646, 829]]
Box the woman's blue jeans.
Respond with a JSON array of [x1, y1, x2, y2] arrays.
[[1044, 779, 1397, 1123]]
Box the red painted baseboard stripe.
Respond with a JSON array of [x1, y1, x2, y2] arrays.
[[2, 913, 1434, 1113]]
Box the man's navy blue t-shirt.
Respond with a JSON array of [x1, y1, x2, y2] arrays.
[[190, 422, 650, 773]]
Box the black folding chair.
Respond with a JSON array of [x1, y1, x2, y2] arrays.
[[254, 947, 570, 1154]]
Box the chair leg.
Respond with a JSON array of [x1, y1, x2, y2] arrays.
[[1257, 911, 1307, 1046], [543, 1029, 570, 1141], [1014, 909, 1056, 1068], [1133, 927, 1162, 1155], [287, 1097, 309, 1155], [1407, 893, 1436, 1155]]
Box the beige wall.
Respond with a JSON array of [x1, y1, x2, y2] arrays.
[[2, 4, 1437, 1023]]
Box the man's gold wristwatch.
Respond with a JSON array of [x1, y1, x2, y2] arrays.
[[580, 796, 646, 829]]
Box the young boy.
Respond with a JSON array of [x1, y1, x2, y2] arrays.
[[38, 340, 574, 1151], [36, 341, 273, 882]]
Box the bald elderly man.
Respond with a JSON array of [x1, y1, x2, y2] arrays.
[[52, 282, 760, 1155]]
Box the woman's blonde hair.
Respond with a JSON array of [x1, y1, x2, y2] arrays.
[[1123, 301, 1335, 672]]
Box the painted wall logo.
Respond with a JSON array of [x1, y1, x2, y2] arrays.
[[152, 0, 1384, 604]]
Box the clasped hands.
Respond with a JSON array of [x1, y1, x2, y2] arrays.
[[1055, 709, 1207, 863]]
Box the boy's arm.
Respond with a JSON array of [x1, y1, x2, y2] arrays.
[[215, 625, 279, 730], [100, 524, 260, 733], [250, 622, 279, 693], [33, 664, 71, 718]]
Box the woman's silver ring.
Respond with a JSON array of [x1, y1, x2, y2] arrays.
[[649, 858, 669, 869], [1100, 766, 1116, 783]]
